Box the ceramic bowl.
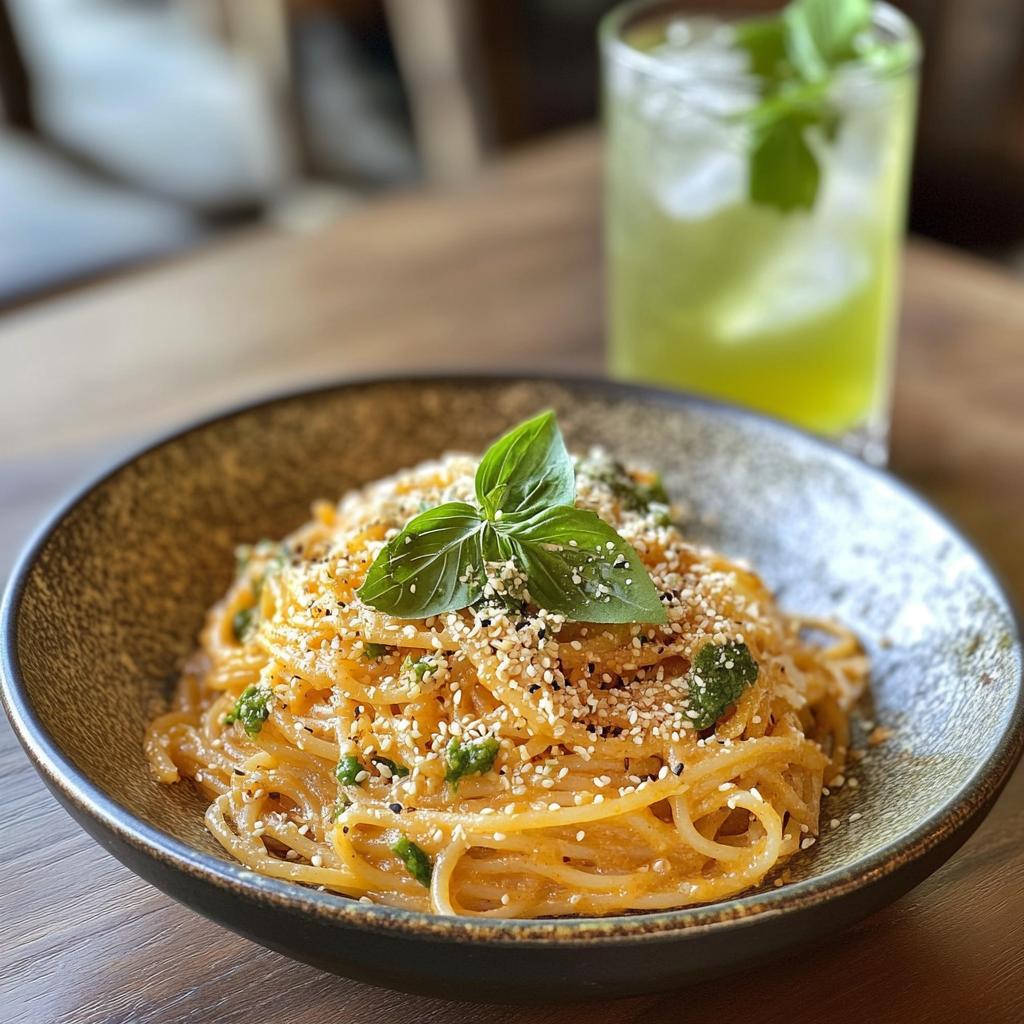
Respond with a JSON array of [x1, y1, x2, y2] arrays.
[[2, 376, 1021, 1002]]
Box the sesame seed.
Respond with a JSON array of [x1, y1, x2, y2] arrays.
[[801, 837, 816, 850]]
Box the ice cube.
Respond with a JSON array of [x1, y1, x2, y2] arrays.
[[713, 227, 870, 343], [649, 118, 748, 219], [625, 23, 758, 220]]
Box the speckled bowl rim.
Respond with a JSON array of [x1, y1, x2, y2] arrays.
[[2, 373, 1022, 946]]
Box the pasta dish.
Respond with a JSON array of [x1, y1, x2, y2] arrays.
[[145, 414, 867, 917]]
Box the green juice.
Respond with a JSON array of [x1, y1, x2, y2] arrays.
[[604, 5, 919, 458]]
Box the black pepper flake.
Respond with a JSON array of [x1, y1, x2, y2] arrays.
[[389, 803, 403, 814], [674, 764, 684, 776], [342, 826, 349, 834], [528, 684, 541, 693], [481, 618, 492, 628], [233, 769, 245, 777]]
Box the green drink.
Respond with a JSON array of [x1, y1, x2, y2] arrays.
[[603, 1, 919, 463]]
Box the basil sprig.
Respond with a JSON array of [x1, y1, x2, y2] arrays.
[[735, 0, 886, 213], [357, 412, 667, 624]]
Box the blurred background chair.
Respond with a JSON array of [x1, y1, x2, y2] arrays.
[[1, 0, 1021, 310]]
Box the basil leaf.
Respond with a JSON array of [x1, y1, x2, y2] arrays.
[[685, 641, 759, 730], [391, 836, 432, 888], [445, 737, 500, 792], [357, 502, 486, 618], [232, 606, 257, 644], [224, 684, 273, 739], [371, 755, 410, 779], [749, 114, 821, 212], [358, 415, 670, 625], [402, 654, 437, 681], [575, 453, 669, 513], [501, 506, 667, 624], [335, 755, 363, 786], [474, 411, 574, 522]]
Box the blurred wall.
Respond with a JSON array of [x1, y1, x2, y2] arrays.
[[6, 0, 291, 210], [1, 0, 1022, 309]]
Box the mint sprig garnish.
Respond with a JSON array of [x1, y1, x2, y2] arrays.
[[735, 0, 876, 212], [785, 0, 871, 75], [357, 412, 667, 624]]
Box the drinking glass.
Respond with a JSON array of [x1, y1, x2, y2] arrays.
[[602, 1, 920, 465]]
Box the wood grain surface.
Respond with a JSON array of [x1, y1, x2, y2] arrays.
[[2, 131, 1022, 1024]]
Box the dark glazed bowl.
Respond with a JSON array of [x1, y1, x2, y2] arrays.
[[2, 377, 1022, 1002]]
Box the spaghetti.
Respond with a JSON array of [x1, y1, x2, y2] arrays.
[[145, 447, 867, 917]]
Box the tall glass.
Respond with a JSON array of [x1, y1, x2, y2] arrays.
[[602, 2, 920, 465]]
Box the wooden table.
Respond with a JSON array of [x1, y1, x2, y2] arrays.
[[2, 132, 1022, 1024]]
